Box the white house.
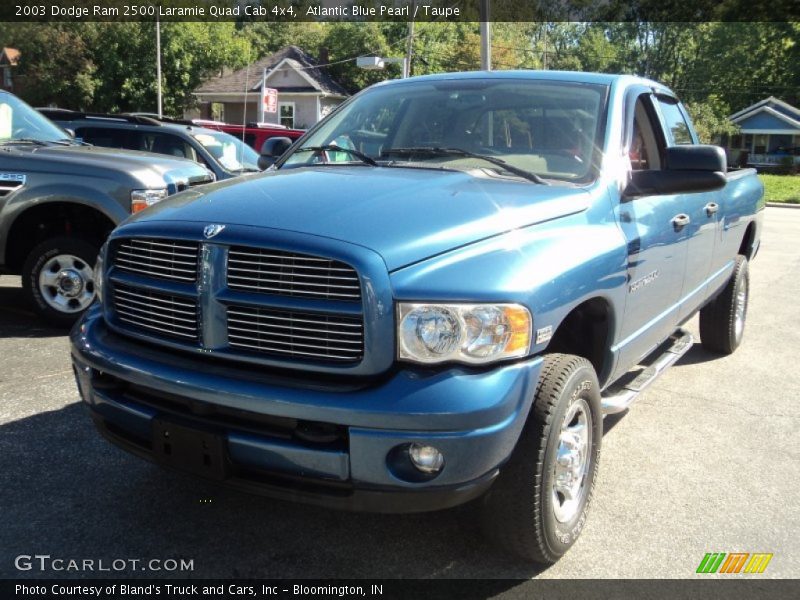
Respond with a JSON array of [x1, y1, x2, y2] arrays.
[[725, 97, 800, 168], [189, 46, 349, 130]]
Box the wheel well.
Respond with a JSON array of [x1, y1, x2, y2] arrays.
[[547, 298, 612, 380], [4, 202, 115, 273], [739, 222, 756, 260]]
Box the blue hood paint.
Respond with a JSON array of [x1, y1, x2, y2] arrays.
[[130, 166, 591, 271]]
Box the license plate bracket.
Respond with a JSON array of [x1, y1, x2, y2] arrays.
[[152, 418, 230, 481]]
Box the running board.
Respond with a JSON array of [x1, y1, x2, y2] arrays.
[[601, 329, 694, 415]]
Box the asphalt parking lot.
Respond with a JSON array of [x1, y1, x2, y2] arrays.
[[1, 206, 798, 581]]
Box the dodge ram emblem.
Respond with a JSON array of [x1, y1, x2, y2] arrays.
[[203, 224, 226, 239]]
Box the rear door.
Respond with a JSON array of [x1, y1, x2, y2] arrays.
[[654, 95, 721, 321], [613, 91, 690, 376]]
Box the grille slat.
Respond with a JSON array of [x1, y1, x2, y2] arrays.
[[114, 239, 199, 283], [112, 284, 199, 341], [227, 305, 363, 362], [227, 247, 361, 301]]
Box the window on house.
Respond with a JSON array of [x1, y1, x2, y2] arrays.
[[210, 102, 225, 122], [279, 103, 295, 128]]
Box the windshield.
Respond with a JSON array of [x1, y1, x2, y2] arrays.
[[0, 92, 71, 143], [192, 130, 260, 172], [281, 79, 608, 183]]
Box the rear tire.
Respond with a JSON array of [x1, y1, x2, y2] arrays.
[[699, 255, 749, 355], [22, 236, 99, 327], [480, 353, 602, 564]]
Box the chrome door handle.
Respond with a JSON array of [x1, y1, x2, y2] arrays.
[[671, 213, 691, 231], [704, 202, 719, 217]]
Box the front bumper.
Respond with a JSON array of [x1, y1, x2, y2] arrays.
[[71, 307, 543, 512]]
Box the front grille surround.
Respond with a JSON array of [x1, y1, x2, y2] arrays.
[[104, 232, 395, 376]]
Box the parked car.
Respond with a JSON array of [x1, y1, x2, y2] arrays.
[[39, 110, 263, 181], [0, 92, 213, 325], [70, 71, 763, 564], [193, 120, 305, 153]]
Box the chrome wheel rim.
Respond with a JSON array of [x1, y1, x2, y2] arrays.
[[37, 254, 95, 313], [553, 398, 592, 523], [734, 280, 747, 340]]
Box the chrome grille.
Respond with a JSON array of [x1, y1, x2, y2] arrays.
[[227, 305, 363, 362], [227, 247, 361, 301], [114, 239, 199, 283], [112, 283, 199, 341]]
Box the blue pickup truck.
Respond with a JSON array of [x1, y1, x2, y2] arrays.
[[70, 71, 763, 564]]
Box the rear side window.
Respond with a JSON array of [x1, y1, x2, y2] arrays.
[[657, 97, 694, 146], [75, 127, 130, 149]]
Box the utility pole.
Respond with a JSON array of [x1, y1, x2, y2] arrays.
[[542, 23, 548, 70], [156, 17, 162, 118], [480, 0, 491, 71], [405, 15, 414, 79]]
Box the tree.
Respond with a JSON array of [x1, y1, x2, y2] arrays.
[[0, 23, 96, 109]]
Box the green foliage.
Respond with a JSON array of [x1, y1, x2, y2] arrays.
[[684, 95, 739, 144], [1, 20, 797, 125], [0, 23, 96, 109], [760, 174, 800, 203]]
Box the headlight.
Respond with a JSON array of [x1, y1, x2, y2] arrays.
[[93, 245, 105, 303], [398, 303, 531, 365], [130, 188, 168, 213]]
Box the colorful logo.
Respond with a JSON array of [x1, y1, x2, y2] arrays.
[[696, 552, 773, 574]]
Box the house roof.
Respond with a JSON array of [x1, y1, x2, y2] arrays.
[[730, 96, 800, 123], [195, 46, 348, 98], [1, 47, 20, 66]]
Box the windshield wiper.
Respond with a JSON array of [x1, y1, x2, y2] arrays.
[[381, 147, 549, 185], [294, 144, 378, 167], [0, 138, 50, 146]]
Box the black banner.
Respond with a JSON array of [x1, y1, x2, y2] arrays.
[[2, 0, 800, 23], [3, 579, 800, 600]]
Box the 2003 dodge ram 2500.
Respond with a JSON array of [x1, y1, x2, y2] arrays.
[[71, 71, 763, 564], [0, 91, 213, 325]]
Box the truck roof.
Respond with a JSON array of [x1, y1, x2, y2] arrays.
[[371, 70, 670, 93]]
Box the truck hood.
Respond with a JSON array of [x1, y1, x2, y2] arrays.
[[23, 144, 211, 189], [130, 166, 591, 270]]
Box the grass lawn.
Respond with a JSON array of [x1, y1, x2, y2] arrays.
[[759, 174, 800, 204]]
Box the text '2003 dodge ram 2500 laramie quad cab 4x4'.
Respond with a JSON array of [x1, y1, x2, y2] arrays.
[[0, 91, 213, 325], [71, 71, 763, 563]]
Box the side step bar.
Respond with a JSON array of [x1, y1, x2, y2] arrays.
[[601, 329, 694, 415]]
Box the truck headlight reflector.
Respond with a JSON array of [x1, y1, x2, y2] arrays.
[[131, 188, 168, 213], [398, 303, 531, 364]]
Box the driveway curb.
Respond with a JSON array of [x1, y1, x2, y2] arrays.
[[766, 202, 800, 209]]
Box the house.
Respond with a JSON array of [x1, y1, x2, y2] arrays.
[[189, 46, 349, 129], [1, 47, 20, 92], [725, 97, 800, 168]]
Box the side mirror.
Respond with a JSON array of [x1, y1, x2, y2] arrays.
[[258, 136, 293, 170], [64, 128, 76, 138], [624, 145, 727, 199]]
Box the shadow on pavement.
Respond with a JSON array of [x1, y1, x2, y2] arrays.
[[674, 342, 722, 367], [0, 402, 548, 581], [0, 280, 66, 339]]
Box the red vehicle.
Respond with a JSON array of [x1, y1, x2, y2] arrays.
[[192, 120, 305, 153]]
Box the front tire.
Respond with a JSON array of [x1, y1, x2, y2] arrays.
[[22, 237, 100, 327], [481, 353, 602, 564], [699, 255, 749, 355]]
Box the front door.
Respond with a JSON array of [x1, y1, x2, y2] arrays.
[[612, 93, 690, 378]]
